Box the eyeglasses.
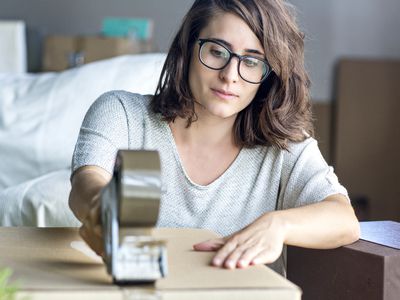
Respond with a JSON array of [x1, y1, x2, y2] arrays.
[[197, 38, 271, 84]]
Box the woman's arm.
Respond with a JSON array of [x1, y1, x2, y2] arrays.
[[193, 194, 360, 269], [69, 166, 111, 221], [275, 194, 359, 248], [69, 165, 111, 255]]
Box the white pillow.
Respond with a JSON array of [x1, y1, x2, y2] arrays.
[[0, 53, 166, 189]]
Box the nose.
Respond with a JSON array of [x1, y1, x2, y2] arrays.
[[219, 57, 240, 83]]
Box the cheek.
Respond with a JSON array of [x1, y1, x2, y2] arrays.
[[189, 59, 212, 99], [189, 57, 202, 95], [188, 67, 196, 94], [243, 85, 261, 105]]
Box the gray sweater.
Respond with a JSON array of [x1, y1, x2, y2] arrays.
[[72, 90, 348, 275]]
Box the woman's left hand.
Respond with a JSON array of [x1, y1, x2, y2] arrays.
[[193, 213, 286, 269]]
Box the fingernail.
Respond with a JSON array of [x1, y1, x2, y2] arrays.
[[226, 260, 235, 269], [238, 260, 248, 268], [212, 258, 222, 266]]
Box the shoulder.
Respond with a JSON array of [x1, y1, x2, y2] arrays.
[[286, 137, 317, 157], [282, 137, 323, 168], [86, 90, 154, 120], [246, 138, 319, 170], [93, 90, 151, 110]]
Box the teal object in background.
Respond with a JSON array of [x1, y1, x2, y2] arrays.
[[102, 18, 153, 40]]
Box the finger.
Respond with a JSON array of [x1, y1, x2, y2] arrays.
[[212, 238, 239, 267], [193, 238, 225, 251], [79, 222, 104, 256], [79, 223, 94, 251], [79, 224, 88, 241], [88, 198, 101, 227], [222, 244, 250, 269], [87, 234, 104, 257], [93, 223, 103, 238], [90, 192, 101, 205], [236, 247, 263, 268]]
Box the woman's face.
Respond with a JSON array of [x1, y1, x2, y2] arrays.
[[189, 12, 264, 122]]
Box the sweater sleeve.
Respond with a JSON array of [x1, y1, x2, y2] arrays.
[[71, 91, 130, 175], [278, 138, 348, 210]]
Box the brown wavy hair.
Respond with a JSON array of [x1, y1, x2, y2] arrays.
[[151, 0, 313, 150]]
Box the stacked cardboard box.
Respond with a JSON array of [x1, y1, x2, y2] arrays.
[[42, 35, 154, 71]]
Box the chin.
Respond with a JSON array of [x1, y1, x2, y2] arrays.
[[207, 107, 236, 119], [196, 96, 238, 120]]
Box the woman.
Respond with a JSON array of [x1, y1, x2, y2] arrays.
[[69, 0, 359, 275]]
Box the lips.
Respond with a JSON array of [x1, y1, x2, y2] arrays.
[[211, 88, 238, 100]]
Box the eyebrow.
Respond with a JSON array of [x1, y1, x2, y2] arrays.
[[213, 38, 265, 56]]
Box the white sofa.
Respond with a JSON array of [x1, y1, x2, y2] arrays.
[[0, 53, 166, 226]]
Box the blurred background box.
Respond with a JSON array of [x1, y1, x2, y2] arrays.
[[0, 20, 27, 73], [42, 35, 154, 72], [101, 17, 153, 40], [332, 59, 400, 221]]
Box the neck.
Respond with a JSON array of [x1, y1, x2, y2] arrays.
[[170, 111, 237, 149]]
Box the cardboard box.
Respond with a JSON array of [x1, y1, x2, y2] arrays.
[[332, 59, 400, 221], [287, 230, 400, 299], [0, 228, 301, 299], [42, 35, 154, 71]]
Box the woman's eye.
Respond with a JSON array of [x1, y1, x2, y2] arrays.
[[243, 58, 259, 68], [210, 49, 228, 59]]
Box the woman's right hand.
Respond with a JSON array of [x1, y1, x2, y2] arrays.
[[79, 192, 104, 257], [69, 165, 112, 257]]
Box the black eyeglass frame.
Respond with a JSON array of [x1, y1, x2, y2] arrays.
[[197, 38, 272, 84]]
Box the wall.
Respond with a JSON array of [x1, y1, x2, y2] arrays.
[[0, 0, 193, 71], [1, 0, 399, 98], [292, 0, 400, 101]]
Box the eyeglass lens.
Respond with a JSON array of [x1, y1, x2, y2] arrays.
[[199, 40, 269, 83]]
